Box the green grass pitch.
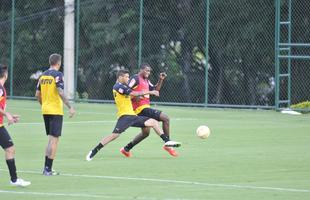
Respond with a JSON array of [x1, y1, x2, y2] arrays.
[[0, 100, 309, 200]]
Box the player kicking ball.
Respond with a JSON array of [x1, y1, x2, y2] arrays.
[[121, 63, 178, 157], [86, 69, 181, 161], [0, 64, 31, 187]]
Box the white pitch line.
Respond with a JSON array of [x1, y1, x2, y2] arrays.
[[1, 169, 309, 194], [0, 190, 198, 200], [8, 107, 200, 121], [14, 118, 196, 125], [0, 190, 111, 199], [9, 107, 113, 116], [0, 190, 193, 200], [12, 118, 197, 126], [15, 120, 115, 125]]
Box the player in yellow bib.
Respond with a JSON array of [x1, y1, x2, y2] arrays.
[[35, 53, 75, 176], [121, 63, 178, 157], [86, 69, 181, 161]]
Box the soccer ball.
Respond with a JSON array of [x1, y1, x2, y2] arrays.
[[196, 125, 211, 139]]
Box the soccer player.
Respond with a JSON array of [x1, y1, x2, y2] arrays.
[[35, 53, 75, 176], [86, 69, 181, 161], [0, 64, 31, 187], [120, 63, 178, 157]]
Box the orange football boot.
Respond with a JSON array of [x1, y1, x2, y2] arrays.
[[163, 146, 178, 157], [120, 147, 132, 157]]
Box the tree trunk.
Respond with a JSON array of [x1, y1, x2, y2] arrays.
[[177, 0, 195, 103], [213, 55, 225, 104], [241, 61, 257, 105], [180, 50, 192, 102]]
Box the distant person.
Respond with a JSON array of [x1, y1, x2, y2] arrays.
[[86, 69, 181, 161], [35, 53, 75, 176], [0, 64, 31, 186], [120, 63, 178, 157]]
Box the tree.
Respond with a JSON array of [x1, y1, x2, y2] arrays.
[[1, 0, 309, 105], [209, 0, 275, 105], [78, 0, 139, 99]]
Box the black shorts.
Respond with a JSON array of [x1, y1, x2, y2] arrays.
[[113, 115, 149, 134], [138, 108, 162, 121], [43, 115, 63, 137], [0, 127, 14, 149]]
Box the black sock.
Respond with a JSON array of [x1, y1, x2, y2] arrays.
[[160, 134, 170, 143], [6, 159, 17, 182], [44, 156, 48, 168], [45, 157, 53, 172], [124, 142, 134, 152], [90, 143, 104, 158], [167, 135, 170, 140]]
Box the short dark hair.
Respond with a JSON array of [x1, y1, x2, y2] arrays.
[[116, 69, 129, 78], [49, 53, 62, 66], [140, 63, 151, 70], [0, 64, 8, 79]]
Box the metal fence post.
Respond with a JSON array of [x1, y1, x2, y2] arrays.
[[287, 0, 292, 107], [138, 0, 144, 68], [274, 0, 281, 109], [204, 0, 210, 106], [9, 0, 15, 97]]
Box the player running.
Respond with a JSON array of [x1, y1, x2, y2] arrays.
[[120, 63, 178, 157], [0, 64, 31, 187], [35, 53, 75, 176], [86, 69, 181, 161]]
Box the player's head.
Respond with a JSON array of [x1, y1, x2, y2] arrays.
[[0, 64, 8, 81], [49, 53, 62, 70], [116, 69, 130, 84], [139, 63, 151, 78]]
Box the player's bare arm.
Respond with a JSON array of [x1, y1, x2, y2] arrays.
[[57, 88, 75, 118], [155, 72, 167, 91], [0, 108, 19, 125], [35, 90, 42, 105], [130, 90, 159, 97]]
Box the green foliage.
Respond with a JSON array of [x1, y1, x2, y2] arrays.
[[1, 0, 310, 105], [77, 0, 139, 99], [291, 101, 310, 109]]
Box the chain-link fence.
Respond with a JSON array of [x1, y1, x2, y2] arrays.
[[0, 2, 12, 94], [1, 0, 309, 109], [77, 0, 140, 101], [13, 1, 64, 97], [209, 1, 275, 107], [288, 0, 310, 105]]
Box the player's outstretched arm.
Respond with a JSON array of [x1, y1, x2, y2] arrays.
[[155, 72, 167, 91], [57, 88, 75, 118], [130, 90, 159, 97]]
